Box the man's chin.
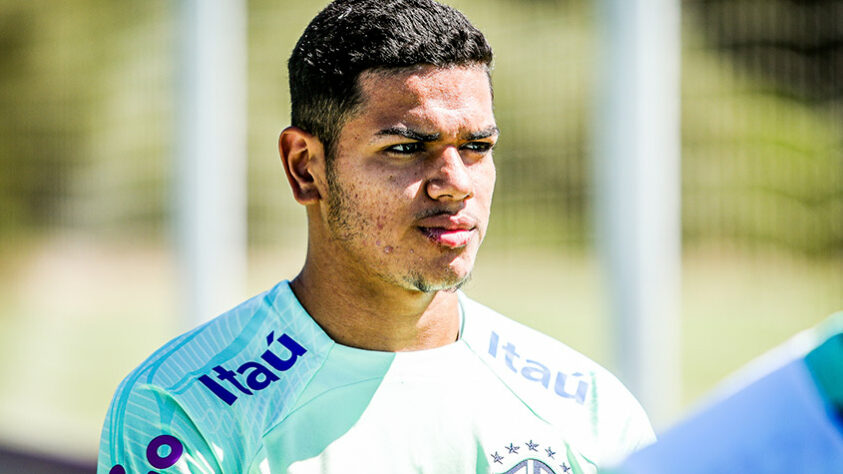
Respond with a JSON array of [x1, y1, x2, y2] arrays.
[[405, 271, 472, 294]]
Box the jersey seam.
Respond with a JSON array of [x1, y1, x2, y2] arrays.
[[245, 342, 398, 471], [243, 298, 338, 472]]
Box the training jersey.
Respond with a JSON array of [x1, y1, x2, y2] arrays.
[[98, 280, 654, 474]]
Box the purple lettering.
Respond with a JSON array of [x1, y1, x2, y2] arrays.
[[198, 374, 238, 405], [214, 365, 252, 395], [261, 332, 307, 372], [197, 331, 307, 407], [237, 361, 280, 391], [147, 434, 183, 469]]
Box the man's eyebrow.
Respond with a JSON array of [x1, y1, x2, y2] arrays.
[[375, 127, 441, 142], [464, 126, 500, 141]]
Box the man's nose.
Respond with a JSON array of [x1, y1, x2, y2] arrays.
[[425, 146, 474, 201]]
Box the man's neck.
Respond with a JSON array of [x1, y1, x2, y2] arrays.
[[290, 263, 461, 352]]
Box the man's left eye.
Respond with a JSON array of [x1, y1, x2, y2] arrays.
[[461, 142, 493, 153]]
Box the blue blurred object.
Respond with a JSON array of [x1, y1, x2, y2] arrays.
[[606, 313, 843, 474]]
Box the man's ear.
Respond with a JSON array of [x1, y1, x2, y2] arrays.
[[279, 126, 326, 205]]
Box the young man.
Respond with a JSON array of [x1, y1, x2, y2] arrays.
[[98, 1, 654, 473]]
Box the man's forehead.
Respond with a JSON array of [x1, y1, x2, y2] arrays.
[[353, 65, 494, 132], [357, 64, 492, 102]]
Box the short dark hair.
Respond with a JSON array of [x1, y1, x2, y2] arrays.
[[288, 0, 493, 159]]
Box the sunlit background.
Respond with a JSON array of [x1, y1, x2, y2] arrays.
[[0, 0, 840, 469]]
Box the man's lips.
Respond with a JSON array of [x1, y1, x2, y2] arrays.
[[418, 227, 475, 248], [416, 214, 477, 249]]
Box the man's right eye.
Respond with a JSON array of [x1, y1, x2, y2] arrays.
[[385, 142, 424, 154]]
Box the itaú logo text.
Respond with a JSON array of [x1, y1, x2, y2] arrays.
[[198, 331, 307, 405], [488, 331, 589, 405]]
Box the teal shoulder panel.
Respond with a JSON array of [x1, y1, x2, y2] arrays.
[[98, 281, 334, 473]]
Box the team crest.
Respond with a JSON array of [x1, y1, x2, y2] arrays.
[[489, 440, 577, 474], [500, 458, 558, 474]]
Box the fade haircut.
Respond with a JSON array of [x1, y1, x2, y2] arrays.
[[288, 0, 493, 160]]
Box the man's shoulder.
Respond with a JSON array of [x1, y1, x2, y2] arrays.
[[117, 281, 314, 389], [99, 281, 333, 472]]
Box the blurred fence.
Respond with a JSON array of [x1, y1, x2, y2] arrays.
[[682, 0, 842, 257], [0, 0, 172, 239], [0, 0, 840, 465]]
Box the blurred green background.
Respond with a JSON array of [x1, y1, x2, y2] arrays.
[[0, 0, 840, 464]]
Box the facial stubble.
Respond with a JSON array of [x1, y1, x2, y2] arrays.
[[324, 163, 474, 294]]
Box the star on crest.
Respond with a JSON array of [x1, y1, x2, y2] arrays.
[[526, 440, 539, 451], [560, 462, 571, 472], [505, 443, 520, 454], [545, 446, 556, 459], [491, 452, 504, 464]]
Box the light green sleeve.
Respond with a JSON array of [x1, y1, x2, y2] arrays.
[[97, 380, 225, 474]]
